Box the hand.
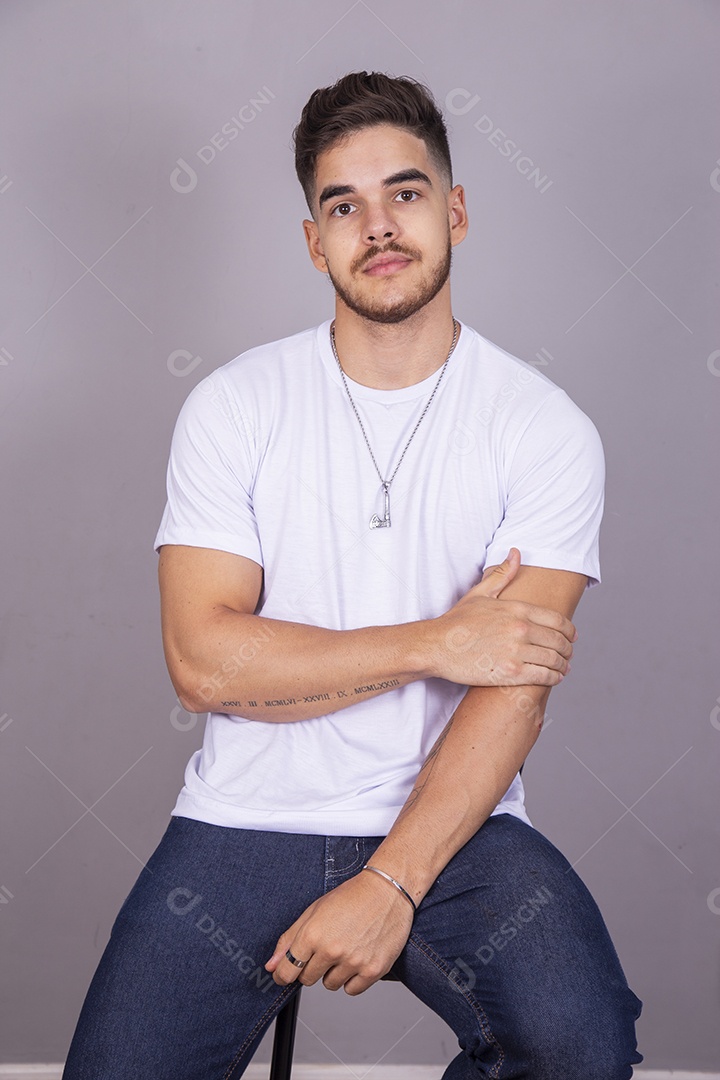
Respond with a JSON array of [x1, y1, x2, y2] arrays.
[[265, 869, 414, 996], [429, 548, 577, 687]]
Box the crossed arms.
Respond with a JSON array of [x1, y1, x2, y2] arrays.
[[158, 543, 585, 992], [159, 544, 578, 722]]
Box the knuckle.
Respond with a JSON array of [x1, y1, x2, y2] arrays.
[[503, 658, 521, 680]]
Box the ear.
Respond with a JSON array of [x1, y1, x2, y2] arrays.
[[302, 218, 329, 274], [447, 184, 469, 247]]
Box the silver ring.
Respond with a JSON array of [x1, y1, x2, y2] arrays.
[[285, 948, 307, 969]]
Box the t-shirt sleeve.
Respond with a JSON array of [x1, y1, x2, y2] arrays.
[[483, 388, 605, 588], [153, 372, 263, 566]]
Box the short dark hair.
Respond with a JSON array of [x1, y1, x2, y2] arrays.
[[293, 71, 453, 214]]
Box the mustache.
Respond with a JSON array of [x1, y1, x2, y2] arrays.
[[351, 242, 422, 274]]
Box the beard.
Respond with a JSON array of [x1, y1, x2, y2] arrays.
[[325, 235, 453, 325]]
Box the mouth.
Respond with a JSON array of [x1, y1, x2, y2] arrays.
[[363, 254, 413, 276]]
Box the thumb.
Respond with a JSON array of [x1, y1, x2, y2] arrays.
[[478, 547, 521, 597]]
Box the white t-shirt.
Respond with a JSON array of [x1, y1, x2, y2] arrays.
[[154, 319, 605, 836]]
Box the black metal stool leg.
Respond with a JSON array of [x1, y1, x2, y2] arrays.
[[268, 986, 302, 1080]]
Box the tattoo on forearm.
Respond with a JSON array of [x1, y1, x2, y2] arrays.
[[395, 718, 454, 823], [219, 679, 400, 711]]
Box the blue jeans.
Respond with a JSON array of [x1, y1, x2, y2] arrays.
[[62, 813, 643, 1078]]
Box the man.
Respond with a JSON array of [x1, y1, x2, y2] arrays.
[[64, 72, 643, 1078]]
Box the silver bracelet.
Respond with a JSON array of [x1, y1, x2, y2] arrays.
[[362, 863, 417, 913]]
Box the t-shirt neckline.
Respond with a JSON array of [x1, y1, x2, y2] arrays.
[[316, 318, 471, 403]]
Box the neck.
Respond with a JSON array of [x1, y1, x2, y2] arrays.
[[331, 292, 460, 390]]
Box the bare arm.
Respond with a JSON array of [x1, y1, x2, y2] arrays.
[[359, 564, 588, 906], [159, 545, 577, 723]]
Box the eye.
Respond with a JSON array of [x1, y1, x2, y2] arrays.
[[395, 189, 419, 203], [331, 202, 355, 217]]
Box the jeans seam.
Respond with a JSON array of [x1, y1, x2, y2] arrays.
[[407, 931, 506, 1080], [323, 835, 333, 894], [222, 983, 298, 1080], [326, 837, 364, 879]]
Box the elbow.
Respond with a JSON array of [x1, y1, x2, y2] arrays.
[[176, 684, 205, 715], [163, 637, 229, 715], [170, 664, 215, 715]]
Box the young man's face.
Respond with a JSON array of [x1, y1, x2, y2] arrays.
[[303, 123, 468, 325]]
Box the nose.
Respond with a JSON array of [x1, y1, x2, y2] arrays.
[[364, 201, 399, 245], [367, 227, 394, 243]]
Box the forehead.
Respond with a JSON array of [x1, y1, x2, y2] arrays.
[[314, 123, 437, 189]]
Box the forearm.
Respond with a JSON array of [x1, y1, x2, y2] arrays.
[[162, 548, 577, 723], [172, 608, 433, 721], [366, 682, 551, 905]]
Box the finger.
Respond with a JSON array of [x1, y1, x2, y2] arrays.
[[322, 964, 374, 996], [321, 963, 351, 992], [506, 601, 577, 642], [265, 929, 296, 972], [509, 662, 569, 687], [467, 660, 565, 687], [270, 956, 302, 985], [520, 623, 575, 660], [269, 941, 314, 985], [265, 905, 316, 972], [342, 971, 377, 997], [265, 946, 284, 972], [518, 643, 572, 675], [466, 642, 571, 685], [477, 547, 521, 598]]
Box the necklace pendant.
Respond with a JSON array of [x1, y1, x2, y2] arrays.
[[370, 483, 391, 530], [331, 319, 459, 533]]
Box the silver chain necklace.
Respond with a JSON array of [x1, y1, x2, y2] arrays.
[[330, 318, 459, 529]]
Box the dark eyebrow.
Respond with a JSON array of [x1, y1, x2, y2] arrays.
[[382, 168, 432, 189], [318, 183, 355, 209], [317, 168, 433, 210]]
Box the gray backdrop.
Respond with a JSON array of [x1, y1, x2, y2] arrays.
[[1, 0, 718, 1070]]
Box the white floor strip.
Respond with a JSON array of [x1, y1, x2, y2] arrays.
[[1, 1067, 718, 1079]]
